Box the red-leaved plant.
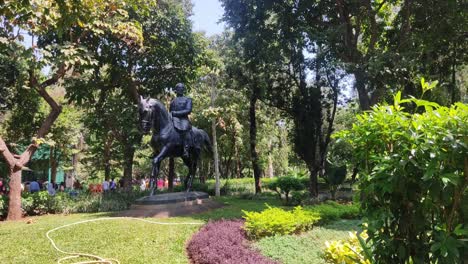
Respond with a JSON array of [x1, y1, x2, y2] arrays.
[[186, 220, 277, 264]]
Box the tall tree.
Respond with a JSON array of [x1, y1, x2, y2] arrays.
[[0, 0, 143, 220], [222, 0, 344, 196], [311, 0, 467, 109], [66, 0, 205, 185]]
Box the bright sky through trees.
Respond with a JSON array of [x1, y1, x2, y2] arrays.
[[192, 0, 225, 36]]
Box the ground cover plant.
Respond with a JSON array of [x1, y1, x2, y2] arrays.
[[186, 220, 277, 264], [304, 201, 360, 223], [255, 219, 361, 264]]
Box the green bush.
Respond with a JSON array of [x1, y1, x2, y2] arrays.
[[243, 205, 320, 239], [323, 162, 347, 200], [267, 177, 305, 205], [1, 189, 150, 217], [305, 201, 360, 223], [291, 190, 308, 206], [0, 195, 7, 218], [336, 81, 468, 263], [324, 230, 371, 264]]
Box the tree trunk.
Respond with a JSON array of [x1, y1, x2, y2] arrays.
[[211, 77, 221, 197], [7, 168, 22, 220], [168, 157, 174, 191], [103, 137, 112, 181], [354, 70, 371, 111], [123, 144, 135, 187], [308, 164, 319, 198], [250, 88, 262, 194], [267, 139, 274, 178], [235, 141, 241, 179], [50, 147, 58, 183]]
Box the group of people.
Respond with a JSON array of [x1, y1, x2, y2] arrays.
[[101, 178, 119, 192], [24, 179, 64, 196]]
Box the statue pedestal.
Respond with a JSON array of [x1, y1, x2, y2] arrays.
[[120, 192, 221, 218], [135, 191, 209, 205]]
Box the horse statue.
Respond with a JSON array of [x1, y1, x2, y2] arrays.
[[138, 96, 212, 193]]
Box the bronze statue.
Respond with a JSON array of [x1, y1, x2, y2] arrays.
[[138, 84, 211, 192], [170, 83, 192, 158]]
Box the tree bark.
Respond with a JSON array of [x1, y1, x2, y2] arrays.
[[250, 87, 262, 194], [211, 77, 221, 197], [308, 164, 319, 197], [6, 169, 22, 220], [354, 70, 371, 111], [123, 143, 135, 187], [234, 136, 241, 179], [50, 146, 58, 183]]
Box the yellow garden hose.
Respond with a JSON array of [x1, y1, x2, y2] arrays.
[[46, 217, 204, 264]]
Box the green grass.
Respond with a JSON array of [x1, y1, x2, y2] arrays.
[[254, 219, 361, 264], [0, 196, 358, 263]]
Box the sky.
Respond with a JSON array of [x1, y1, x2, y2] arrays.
[[191, 0, 226, 36]]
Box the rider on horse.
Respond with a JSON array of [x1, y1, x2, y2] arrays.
[[170, 83, 192, 158]]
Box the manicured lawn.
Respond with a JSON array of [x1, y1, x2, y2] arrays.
[[0, 197, 358, 263]]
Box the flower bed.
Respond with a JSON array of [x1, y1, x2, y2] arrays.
[[186, 220, 277, 264]]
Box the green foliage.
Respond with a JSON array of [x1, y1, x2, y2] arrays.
[[11, 190, 149, 217], [291, 190, 309, 206], [255, 220, 361, 264], [323, 162, 347, 200], [267, 177, 305, 205], [324, 231, 372, 264], [336, 88, 468, 263], [0, 195, 7, 218], [243, 205, 320, 239], [305, 201, 360, 223]]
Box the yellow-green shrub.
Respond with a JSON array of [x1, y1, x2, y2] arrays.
[[243, 205, 320, 239], [324, 231, 370, 264]]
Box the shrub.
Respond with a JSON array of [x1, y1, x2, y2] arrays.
[[324, 231, 371, 264], [267, 177, 305, 205], [336, 81, 468, 263], [186, 220, 277, 264], [243, 205, 320, 239], [0, 195, 7, 218], [305, 201, 360, 223], [322, 162, 347, 200], [291, 190, 308, 205], [1, 189, 150, 217]]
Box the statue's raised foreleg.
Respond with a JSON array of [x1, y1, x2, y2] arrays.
[[150, 146, 169, 196]]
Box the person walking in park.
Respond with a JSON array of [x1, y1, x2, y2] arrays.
[[140, 178, 146, 191], [109, 179, 116, 191], [47, 180, 56, 196], [102, 179, 109, 192], [29, 178, 40, 193]]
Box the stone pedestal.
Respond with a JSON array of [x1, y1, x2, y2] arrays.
[[119, 192, 222, 218], [134, 191, 209, 205]]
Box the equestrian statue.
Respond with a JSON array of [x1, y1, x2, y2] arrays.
[[138, 83, 212, 193]]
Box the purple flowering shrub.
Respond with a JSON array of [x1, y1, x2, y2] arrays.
[[186, 220, 277, 264]]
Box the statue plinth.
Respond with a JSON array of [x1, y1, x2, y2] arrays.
[[134, 191, 209, 205], [121, 191, 220, 218]]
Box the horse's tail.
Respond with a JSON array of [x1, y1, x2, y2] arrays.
[[201, 130, 213, 155]]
